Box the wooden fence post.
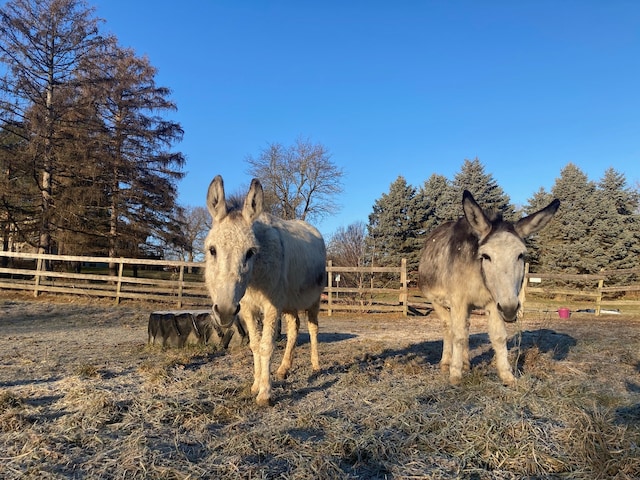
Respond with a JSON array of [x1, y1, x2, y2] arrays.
[[518, 262, 530, 318], [595, 277, 604, 316], [33, 254, 43, 297], [177, 264, 185, 308], [115, 260, 124, 305], [400, 258, 408, 316], [326, 260, 333, 317]]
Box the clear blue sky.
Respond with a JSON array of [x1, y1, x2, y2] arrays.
[[93, 0, 640, 238]]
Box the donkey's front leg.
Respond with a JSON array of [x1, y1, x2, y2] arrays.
[[432, 303, 452, 373], [255, 305, 278, 406], [306, 300, 321, 373], [487, 307, 516, 387], [276, 311, 299, 380], [449, 307, 470, 385], [240, 311, 262, 396]]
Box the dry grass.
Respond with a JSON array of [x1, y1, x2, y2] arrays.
[[0, 296, 639, 479]]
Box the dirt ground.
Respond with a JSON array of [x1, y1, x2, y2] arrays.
[[1, 293, 639, 479], [0, 295, 640, 387], [0, 295, 430, 387], [1, 293, 639, 391]]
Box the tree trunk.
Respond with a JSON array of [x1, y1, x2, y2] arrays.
[[39, 79, 54, 268]]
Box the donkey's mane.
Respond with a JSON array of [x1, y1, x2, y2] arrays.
[[486, 213, 518, 235], [448, 211, 518, 259], [226, 198, 243, 212]]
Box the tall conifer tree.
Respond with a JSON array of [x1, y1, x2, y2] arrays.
[[418, 173, 456, 233], [536, 163, 598, 273], [595, 168, 640, 271], [0, 0, 105, 254], [452, 158, 515, 220], [367, 176, 422, 272]]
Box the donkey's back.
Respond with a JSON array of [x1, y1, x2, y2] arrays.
[[418, 216, 490, 309], [249, 214, 326, 310]]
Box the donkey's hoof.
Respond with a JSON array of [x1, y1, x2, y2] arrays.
[[256, 395, 274, 407], [500, 375, 517, 387], [275, 369, 289, 381]]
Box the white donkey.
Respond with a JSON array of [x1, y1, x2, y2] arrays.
[[204, 175, 326, 406], [418, 190, 559, 386]]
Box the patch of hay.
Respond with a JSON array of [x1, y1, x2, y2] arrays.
[[1, 299, 639, 479]]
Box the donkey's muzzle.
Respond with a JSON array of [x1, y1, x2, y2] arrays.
[[497, 302, 519, 323], [213, 303, 240, 329]]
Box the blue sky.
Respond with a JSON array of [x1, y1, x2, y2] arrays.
[[92, 1, 640, 238]]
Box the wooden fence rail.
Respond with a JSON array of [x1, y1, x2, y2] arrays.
[[0, 252, 638, 316], [0, 252, 410, 315], [0, 251, 210, 308], [522, 264, 640, 315], [325, 259, 408, 316]]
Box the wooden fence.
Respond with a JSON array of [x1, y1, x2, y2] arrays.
[[0, 251, 638, 316], [0, 251, 210, 308], [325, 259, 408, 316], [521, 264, 640, 315], [0, 252, 410, 314]]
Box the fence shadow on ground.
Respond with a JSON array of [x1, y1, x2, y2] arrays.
[[294, 332, 358, 345]]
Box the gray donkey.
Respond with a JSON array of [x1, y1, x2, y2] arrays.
[[204, 175, 326, 406], [418, 190, 559, 386]]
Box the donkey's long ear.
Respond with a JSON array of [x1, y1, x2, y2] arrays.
[[243, 178, 264, 222], [206, 175, 228, 222], [515, 199, 560, 237], [462, 190, 492, 239]]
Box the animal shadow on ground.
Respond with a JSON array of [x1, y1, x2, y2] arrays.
[[339, 328, 577, 378], [275, 332, 355, 402], [0, 375, 63, 388], [509, 328, 577, 360], [619, 364, 640, 425], [472, 328, 577, 370]]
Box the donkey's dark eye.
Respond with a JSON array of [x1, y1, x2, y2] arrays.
[[517, 253, 525, 261], [481, 253, 491, 262], [245, 248, 257, 261], [209, 246, 216, 257]]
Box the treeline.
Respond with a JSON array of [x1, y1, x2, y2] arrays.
[[329, 159, 640, 282], [0, 0, 186, 263]]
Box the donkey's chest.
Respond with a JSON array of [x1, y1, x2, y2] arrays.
[[426, 269, 493, 309]]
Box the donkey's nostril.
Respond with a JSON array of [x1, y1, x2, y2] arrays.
[[497, 302, 519, 322], [213, 304, 238, 328], [214, 303, 240, 319]]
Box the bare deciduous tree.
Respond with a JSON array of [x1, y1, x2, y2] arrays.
[[327, 221, 367, 268], [177, 205, 210, 266], [246, 136, 344, 223], [326, 221, 371, 305]]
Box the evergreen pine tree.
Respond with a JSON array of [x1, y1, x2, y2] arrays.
[[367, 176, 422, 273], [595, 168, 640, 271], [452, 158, 515, 220], [536, 163, 599, 274], [418, 173, 456, 233], [524, 187, 557, 268]]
